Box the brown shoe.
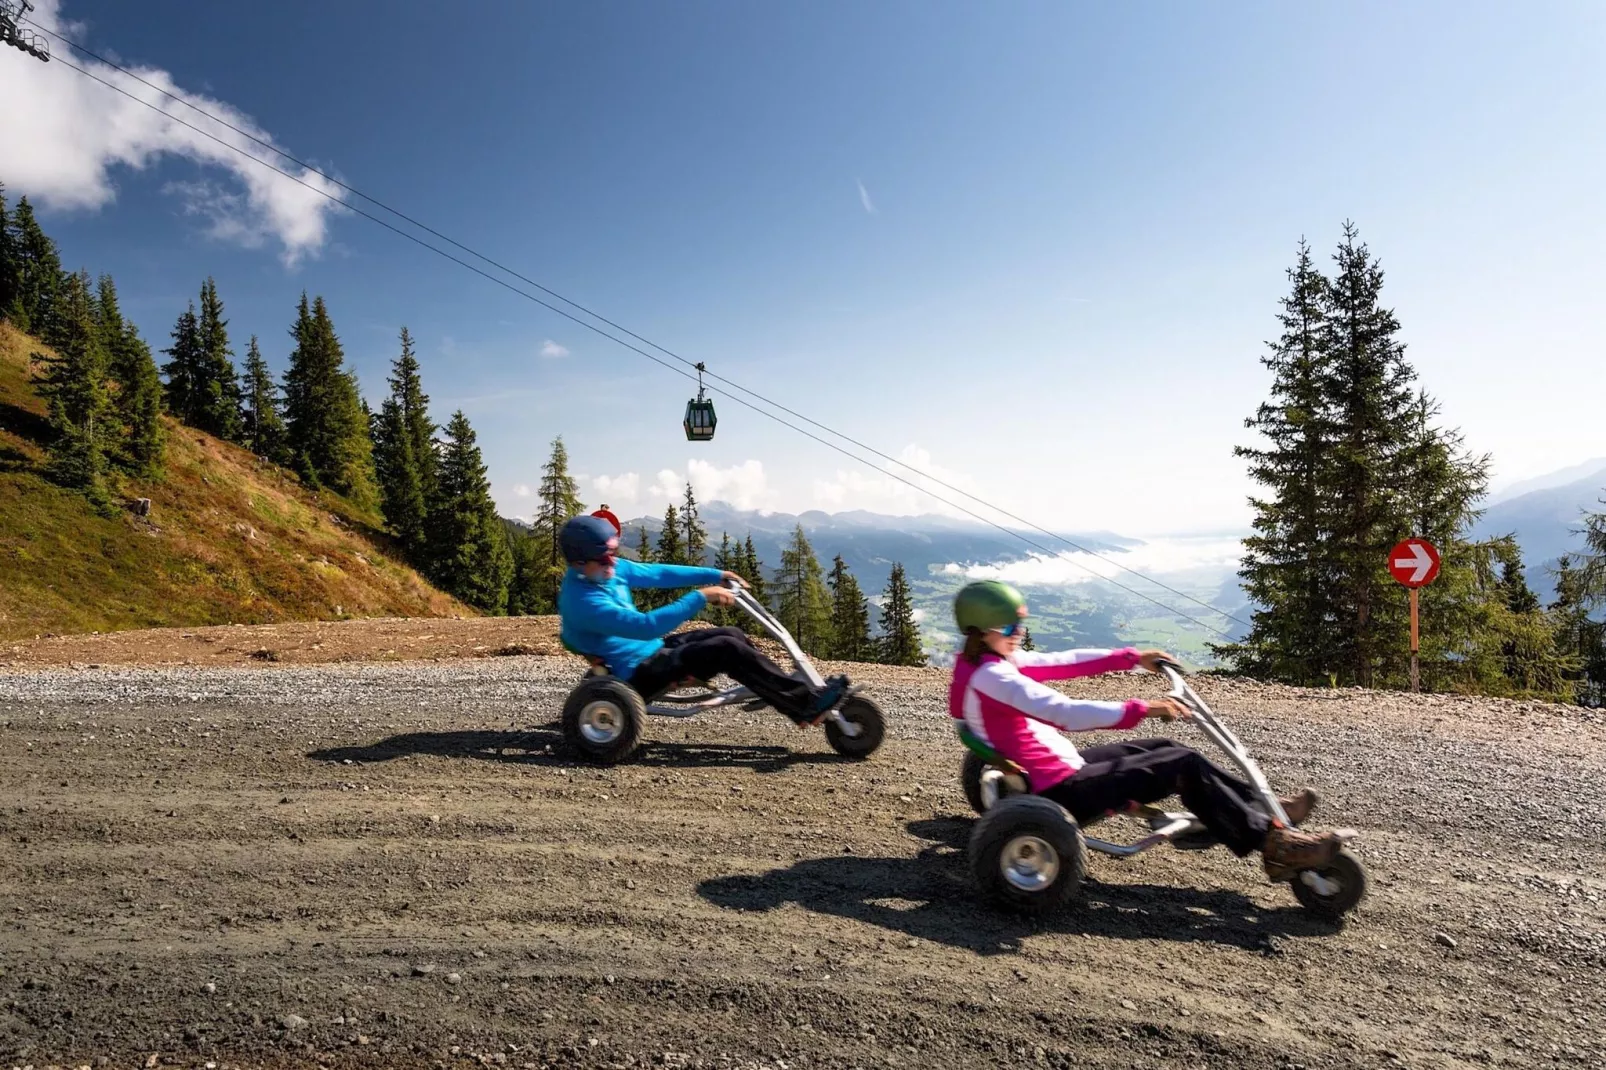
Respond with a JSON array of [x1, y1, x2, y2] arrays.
[[1262, 825, 1342, 879], [1280, 789, 1319, 827]]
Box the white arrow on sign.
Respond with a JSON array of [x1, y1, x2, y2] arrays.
[[1393, 542, 1436, 584]]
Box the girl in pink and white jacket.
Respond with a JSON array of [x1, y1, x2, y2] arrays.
[[950, 580, 1339, 875]]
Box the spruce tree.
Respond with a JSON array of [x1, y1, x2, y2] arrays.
[[281, 294, 377, 506], [1019, 625, 1036, 652], [657, 504, 685, 565], [0, 184, 16, 319], [773, 525, 832, 656], [426, 411, 512, 612], [371, 329, 433, 561], [708, 532, 738, 626], [1554, 548, 1606, 707], [33, 271, 111, 506], [506, 527, 544, 616], [241, 336, 288, 464], [877, 562, 925, 666], [681, 482, 707, 566], [633, 524, 658, 611], [739, 534, 770, 634], [162, 302, 204, 425], [532, 436, 585, 607], [193, 278, 244, 440], [827, 554, 873, 661], [1322, 223, 1420, 686], [96, 275, 165, 477], [7, 196, 62, 336], [1213, 240, 1337, 683]]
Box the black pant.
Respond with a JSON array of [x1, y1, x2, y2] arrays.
[[628, 627, 817, 722], [1040, 738, 1271, 857]]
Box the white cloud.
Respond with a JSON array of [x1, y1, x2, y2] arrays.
[[856, 178, 876, 215], [0, 1, 345, 264], [512, 484, 531, 498], [540, 339, 570, 359], [648, 459, 777, 512], [592, 472, 641, 509], [812, 444, 982, 519], [941, 536, 1245, 587]]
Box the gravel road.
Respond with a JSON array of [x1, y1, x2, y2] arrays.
[[1, 654, 1602, 1070]]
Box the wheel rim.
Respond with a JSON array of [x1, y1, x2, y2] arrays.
[[1300, 867, 1343, 898], [579, 700, 624, 745], [999, 834, 1060, 892]]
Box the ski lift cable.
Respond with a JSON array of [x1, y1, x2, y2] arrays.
[[26, 16, 1253, 632], [37, 45, 1247, 645]]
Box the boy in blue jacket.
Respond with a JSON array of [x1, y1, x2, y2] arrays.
[[557, 515, 851, 725]]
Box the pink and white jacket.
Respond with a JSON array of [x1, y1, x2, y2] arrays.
[[948, 647, 1150, 791]]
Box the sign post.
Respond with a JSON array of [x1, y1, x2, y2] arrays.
[[1388, 538, 1441, 692]]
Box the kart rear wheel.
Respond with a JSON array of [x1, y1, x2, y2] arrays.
[[824, 696, 885, 759], [961, 750, 1028, 815], [969, 795, 1087, 916], [1290, 847, 1367, 919], [561, 677, 645, 765]]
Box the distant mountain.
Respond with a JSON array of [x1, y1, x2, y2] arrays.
[[1472, 464, 1606, 599], [1488, 458, 1606, 506], [617, 502, 1244, 663]]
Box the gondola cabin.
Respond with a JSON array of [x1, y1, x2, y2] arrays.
[[684, 397, 717, 441]]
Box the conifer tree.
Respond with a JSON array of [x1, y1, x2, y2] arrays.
[[95, 275, 165, 477], [426, 411, 511, 612], [633, 524, 659, 611], [708, 532, 738, 626], [506, 527, 544, 616], [1554, 545, 1606, 707], [826, 554, 873, 661], [1322, 223, 1422, 686], [1213, 240, 1337, 683], [773, 525, 832, 656], [241, 336, 288, 464], [193, 278, 244, 441], [281, 294, 377, 506], [0, 185, 16, 319], [7, 196, 62, 336], [738, 534, 770, 634], [877, 562, 925, 666], [657, 504, 684, 565], [1019, 625, 1036, 652], [33, 271, 111, 506], [371, 329, 433, 560], [161, 302, 203, 425], [681, 482, 707, 566], [531, 436, 585, 607]]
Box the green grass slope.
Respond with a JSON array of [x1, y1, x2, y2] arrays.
[[0, 322, 464, 640]]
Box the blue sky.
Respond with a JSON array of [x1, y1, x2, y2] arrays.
[[2, 0, 1603, 537]]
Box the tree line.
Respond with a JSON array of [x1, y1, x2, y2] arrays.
[[627, 487, 925, 665], [1221, 223, 1606, 704], [1, 181, 928, 661]]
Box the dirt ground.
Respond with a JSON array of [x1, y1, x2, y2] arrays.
[[0, 621, 1602, 1069]]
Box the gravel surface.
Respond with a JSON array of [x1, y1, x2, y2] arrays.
[[1, 653, 1602, 1069]]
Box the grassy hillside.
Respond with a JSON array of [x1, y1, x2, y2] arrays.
[[0, 321, 464, 641]]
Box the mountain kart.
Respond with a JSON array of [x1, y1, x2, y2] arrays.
[[561, 582, 885, 765], [960, 661, 1366, 919]]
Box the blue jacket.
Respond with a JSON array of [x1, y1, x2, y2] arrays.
[[558, 557, 725, 680]]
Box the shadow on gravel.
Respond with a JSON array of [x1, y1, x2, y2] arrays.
[[698, 815, 1340, 955], [307, 726, 847, 773]]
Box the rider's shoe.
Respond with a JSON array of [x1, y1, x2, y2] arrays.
[[1279, 788, 1319, 827], [1261, 825, 1344, 879], [796, 675, 851, 727]]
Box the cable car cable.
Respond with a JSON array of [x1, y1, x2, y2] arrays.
[[32, 34, 1248, 643], [25, 15, 1252, 632]]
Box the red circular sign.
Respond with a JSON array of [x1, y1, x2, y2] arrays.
[[1388, 538, 1441, 588]]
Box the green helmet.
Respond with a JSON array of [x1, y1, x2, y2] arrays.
[[953, 580, 1027, 633]]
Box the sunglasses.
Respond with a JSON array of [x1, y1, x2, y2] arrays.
[[991, 621, 1024, 638]]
